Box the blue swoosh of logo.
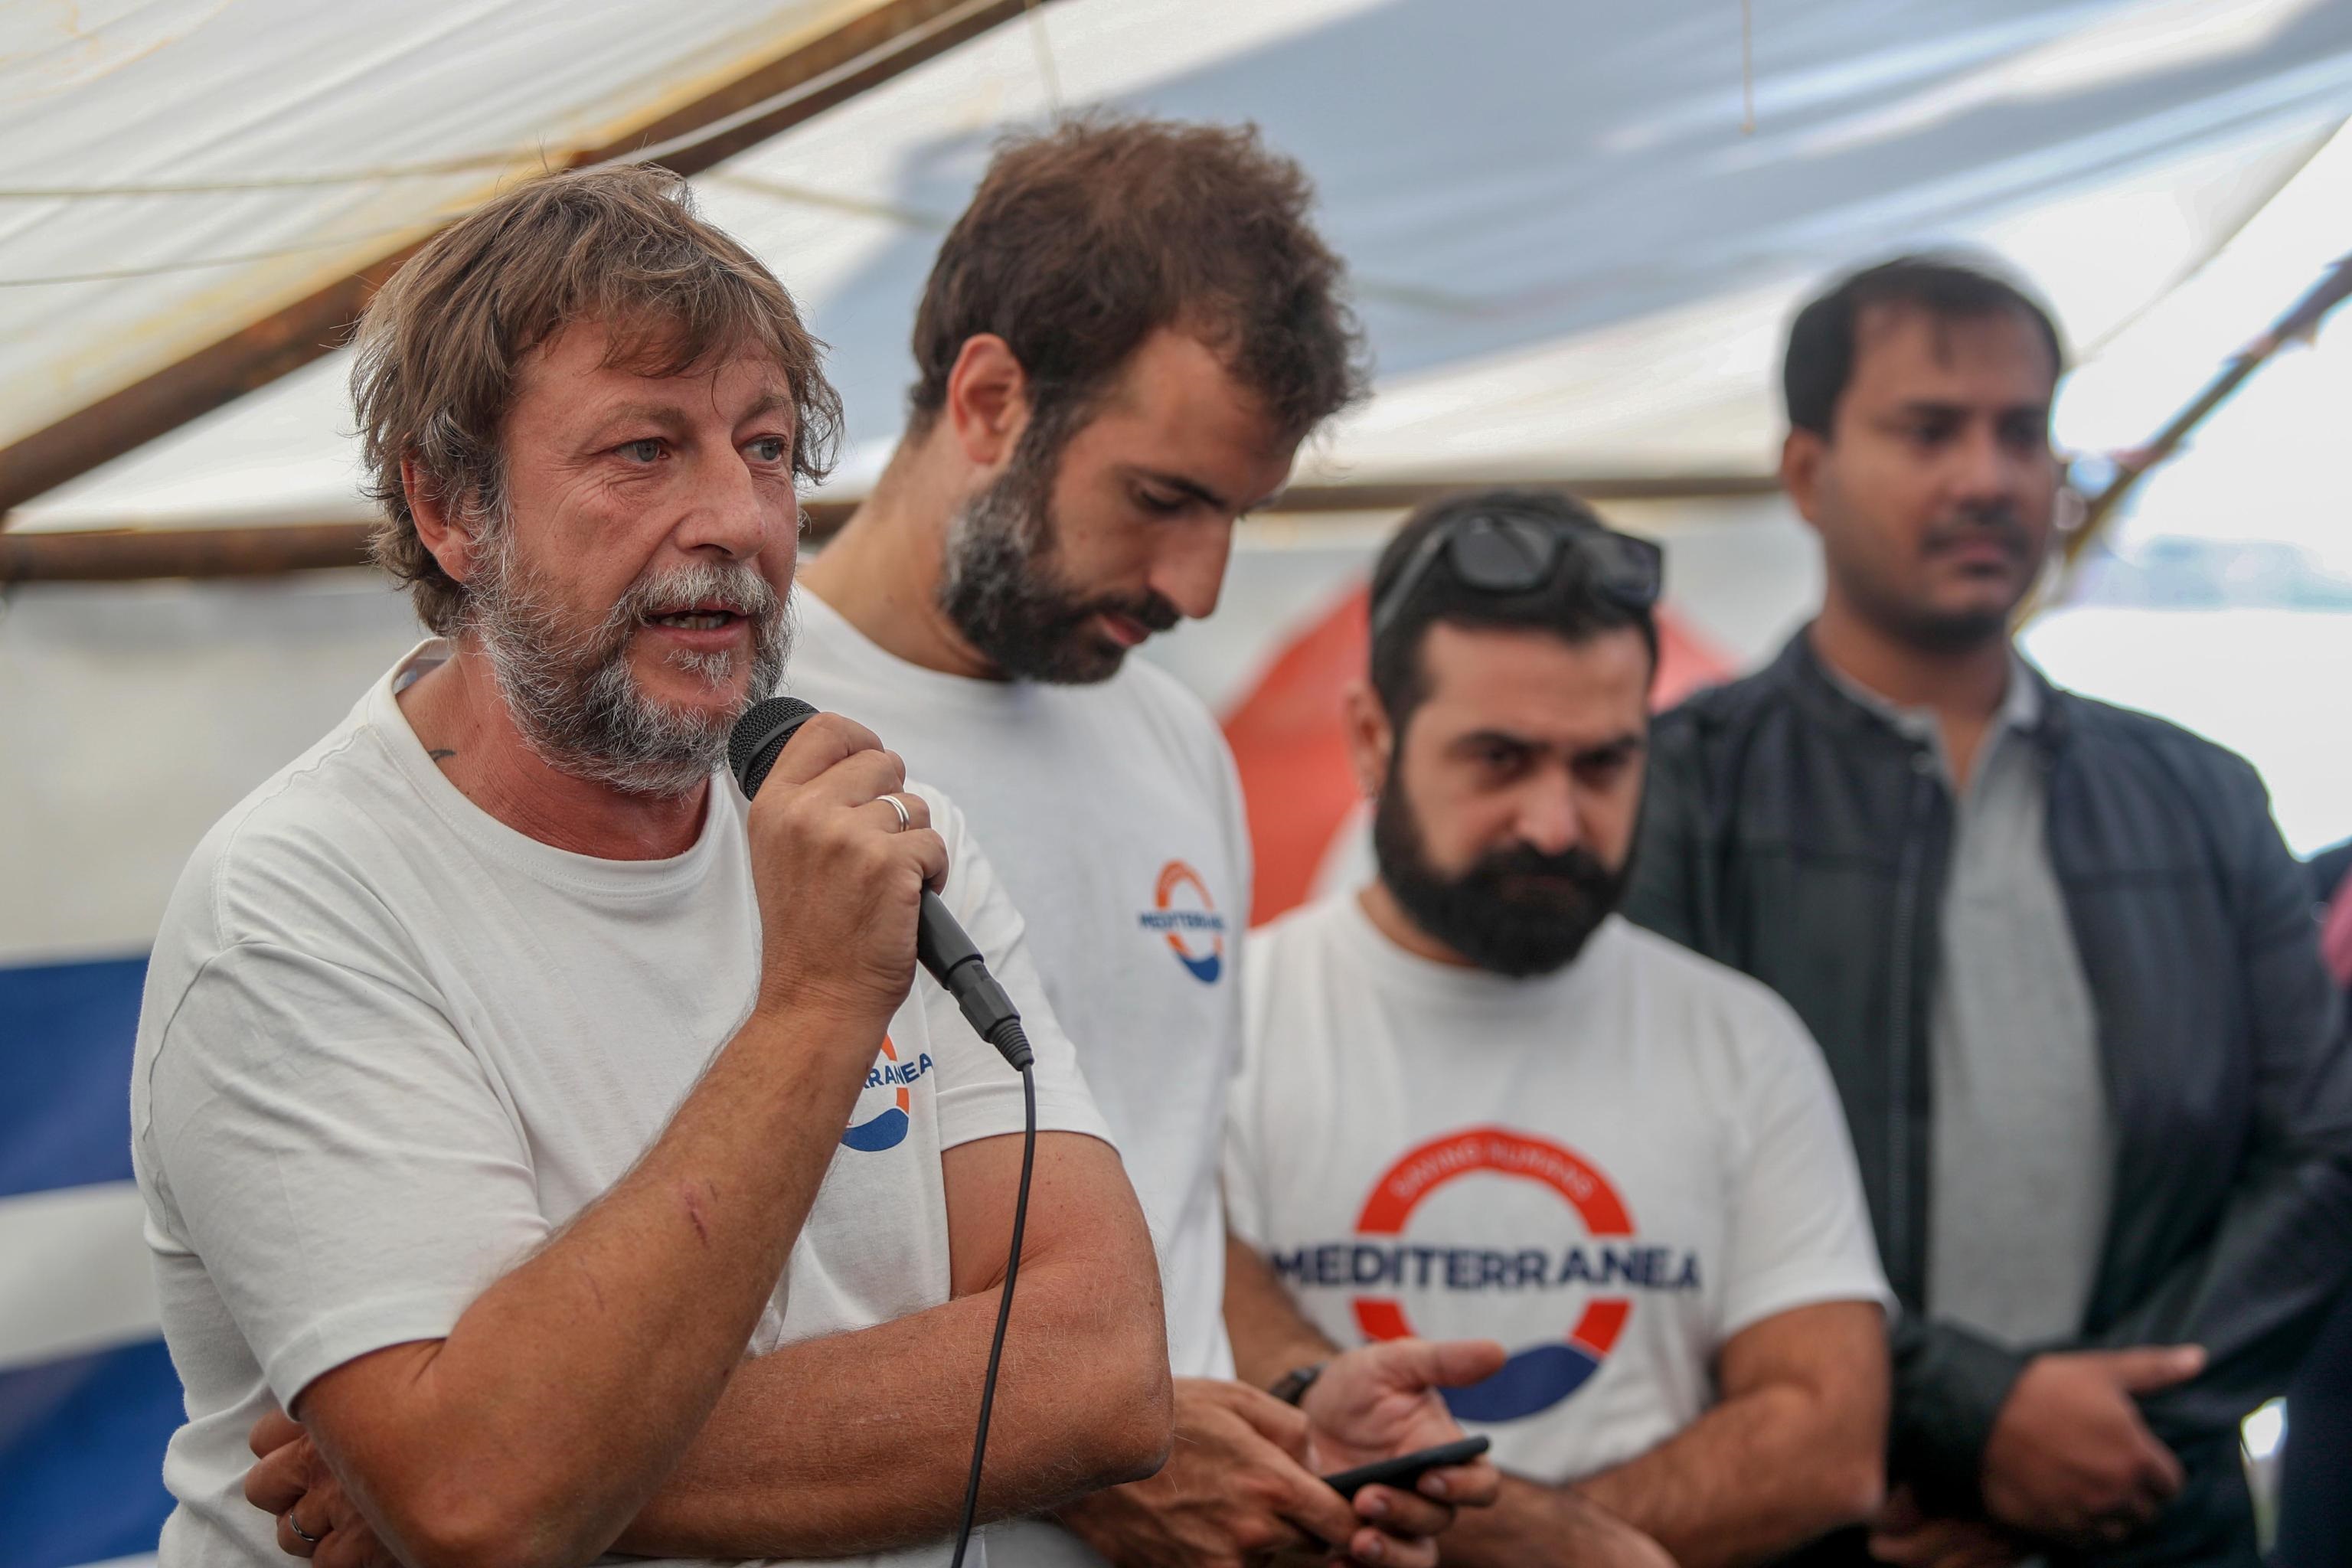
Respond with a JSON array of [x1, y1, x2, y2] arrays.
[[1440, 1341, 1603, 1423], [840, 1107, 910, 1152], [1178, 949, 1222, 985]]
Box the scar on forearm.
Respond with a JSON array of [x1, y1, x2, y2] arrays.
[[428, 748, 456, 761], [681, 1183, 713, 1246]]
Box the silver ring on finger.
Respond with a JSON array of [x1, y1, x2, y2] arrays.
[[286, 1511, 323, 1547], [880, 792, 912, 832]]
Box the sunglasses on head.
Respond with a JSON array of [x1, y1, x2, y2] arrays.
[[1369, 508, 1664, 642]]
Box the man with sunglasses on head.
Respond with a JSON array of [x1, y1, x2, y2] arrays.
[[1224, 489, 1896, 1568], [1628, 256, 2352, 1567]]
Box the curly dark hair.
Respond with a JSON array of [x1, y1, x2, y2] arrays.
[[907, 114, 1367, 449], [351, 165, 841, 634]]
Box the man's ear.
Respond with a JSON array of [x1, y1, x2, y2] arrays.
[[1780, 427, 1827, 532], [942, 335, 1030, 471], [403, 453, 482, 584], [1341, 678, 1393, 802]]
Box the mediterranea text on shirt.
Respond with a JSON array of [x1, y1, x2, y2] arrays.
[[1272, 1242, 1704, 1293]]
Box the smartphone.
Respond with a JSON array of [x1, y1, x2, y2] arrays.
[[1320, 1435, 1492, 1499]]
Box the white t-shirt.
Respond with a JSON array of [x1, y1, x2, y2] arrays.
[[131, 642, 1111, 1568], [786, 590, 1252, 1566], [1225, 898, 1890, 1485], [786, 588, 1250, 1378]]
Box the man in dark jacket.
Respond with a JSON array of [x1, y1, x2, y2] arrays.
[[1626, 255, 2352, 1568]]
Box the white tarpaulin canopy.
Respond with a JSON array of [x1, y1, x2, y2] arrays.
[[10, 0, 2352, 532], [7, 10, 2352, 1563], [0, 0, 883, 447]]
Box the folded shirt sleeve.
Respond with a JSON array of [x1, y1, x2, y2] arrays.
[[1717, 995, 1898, 1340]]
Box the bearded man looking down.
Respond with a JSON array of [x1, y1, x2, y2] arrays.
[[788, 116, 1507, 1568], [132, 166, 1170, 1568]]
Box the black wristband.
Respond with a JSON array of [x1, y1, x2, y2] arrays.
[[1269, 1361, 1326, 1406]]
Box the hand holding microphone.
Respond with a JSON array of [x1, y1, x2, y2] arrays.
[[730, 702, 947, 1044], [731, 696, 1034, 1070]]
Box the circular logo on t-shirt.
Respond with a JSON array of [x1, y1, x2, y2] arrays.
[[1138, 860, 1228, 985], [1352, 1128, 1636, 1422], [841, 1034, 930, 1153]]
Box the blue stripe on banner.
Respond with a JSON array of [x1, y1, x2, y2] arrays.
[[0, 954, 147, 1200], [0, 1338, 179, 1568]]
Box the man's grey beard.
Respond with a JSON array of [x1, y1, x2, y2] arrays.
[[466, 513, 789, 799], [937, 420, 1179, 684]]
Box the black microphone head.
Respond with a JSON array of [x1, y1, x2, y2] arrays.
[[730, 696, 818, 799]]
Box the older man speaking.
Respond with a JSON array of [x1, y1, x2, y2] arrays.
[[132, 167, 1169, 1568]]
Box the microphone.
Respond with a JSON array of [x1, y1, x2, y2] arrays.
[[729, 697, 1033, 1070]]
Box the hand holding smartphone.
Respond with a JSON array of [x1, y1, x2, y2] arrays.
[[1321, 1436, 1492, 1499]]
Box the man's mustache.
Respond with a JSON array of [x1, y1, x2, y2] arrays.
[[617, 561, 782, 626], [1073, 590, 1182, 635], [1922, 509, 2031, 558], [1468, 844, 1618, 899]]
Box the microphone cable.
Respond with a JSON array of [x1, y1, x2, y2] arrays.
[[947, 1033, 1034, 1568]]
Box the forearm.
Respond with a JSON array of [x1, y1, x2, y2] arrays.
[[1442, 1473, 1664, 1568], [1223, 1230, 1339, 1388], [1575, 1384, 1883, 1568], [309, 1004, 879, 1566], [618, 1240, 1171, 1558]]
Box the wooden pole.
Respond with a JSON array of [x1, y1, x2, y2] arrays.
[[0, 474, 1783, 584], [0, 524, 377, 585], [2059, 250, 2352, 581]]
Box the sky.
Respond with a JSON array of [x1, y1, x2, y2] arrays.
[[2026, 117, 2350, 856]]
